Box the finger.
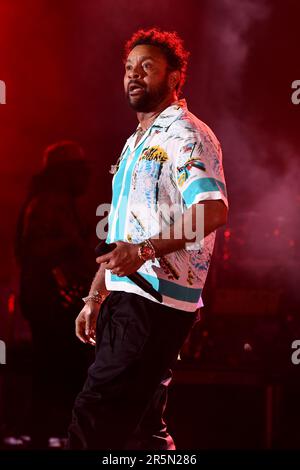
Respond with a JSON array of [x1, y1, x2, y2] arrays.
[[85, 324, 96, 346], [76, 319, 88, 343], [85, 329, 96, 345], [90, 326, 96, 337], [96, 253, 113, 264], [104, 262, 117, 271], [85, 313, 91, 337], [112, 270, 123, 276], [87, 337, 96, 346]]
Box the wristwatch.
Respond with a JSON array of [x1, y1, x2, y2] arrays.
[[137, 239, 156, 262], [82, 290, 104, 305]]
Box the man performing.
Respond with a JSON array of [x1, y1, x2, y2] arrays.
[[68, 28, 228, 450]]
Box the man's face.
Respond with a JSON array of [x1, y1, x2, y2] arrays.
[[124, 44, 172, 112]]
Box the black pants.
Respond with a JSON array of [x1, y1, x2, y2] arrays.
[[68, 291, 196, 450]]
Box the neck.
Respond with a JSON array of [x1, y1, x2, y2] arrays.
[[137, 92, 178, 130]]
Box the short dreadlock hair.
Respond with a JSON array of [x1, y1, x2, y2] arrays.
[[124, 28, 190, 96]]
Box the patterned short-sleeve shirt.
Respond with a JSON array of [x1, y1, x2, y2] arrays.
[[105, 99, 228, 312]]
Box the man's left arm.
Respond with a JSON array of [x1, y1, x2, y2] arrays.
[[149, 199, 228, 258], [96, 200, 227, 276]]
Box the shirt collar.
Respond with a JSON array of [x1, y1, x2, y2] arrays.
[[151, 98, 187, 130], [135, 98, 187, 133], [127, 99, 187, 152]]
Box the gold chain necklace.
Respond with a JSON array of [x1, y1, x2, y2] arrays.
[[136, 113, 160, 137], [110, 114, 159, 175]]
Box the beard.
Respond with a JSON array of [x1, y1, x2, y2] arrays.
[[126, 76, 170, 112]]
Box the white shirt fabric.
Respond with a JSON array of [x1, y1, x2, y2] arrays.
[[105, 99, 228, 312]]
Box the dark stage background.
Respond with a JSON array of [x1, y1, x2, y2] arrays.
[[0, 0, 300, 450]]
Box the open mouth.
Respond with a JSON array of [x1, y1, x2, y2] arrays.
[[128, 83, 145, 95]]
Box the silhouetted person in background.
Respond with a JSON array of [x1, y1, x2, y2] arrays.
[[15, 141, 94, 448]]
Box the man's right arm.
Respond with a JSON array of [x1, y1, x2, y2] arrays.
[[75, 263, 110, 345], [88, 263, 109, 297]]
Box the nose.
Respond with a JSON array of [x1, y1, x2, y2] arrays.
[[127, 64, 143, 79]]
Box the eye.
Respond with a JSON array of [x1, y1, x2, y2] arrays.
[[143, 62, 153, 70], [125, 64, 132, 71]]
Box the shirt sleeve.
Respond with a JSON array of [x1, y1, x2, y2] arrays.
[[173, 123, 228, 209]]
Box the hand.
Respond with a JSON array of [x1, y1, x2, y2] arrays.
[[75, 301, 101, 346], [96, 240, 144, 277]]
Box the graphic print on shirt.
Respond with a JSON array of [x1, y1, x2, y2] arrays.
[[129, 145, 170, 241], [132, 145, 168, 206]]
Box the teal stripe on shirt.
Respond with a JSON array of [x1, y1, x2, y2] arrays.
[[182, 177, 227, 206], [110, 272, 201, 303], [107, 147, 131, 243], [114, 146, 144, 240]]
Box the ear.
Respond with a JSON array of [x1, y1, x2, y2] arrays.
[[168, 70, 180, 90]]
